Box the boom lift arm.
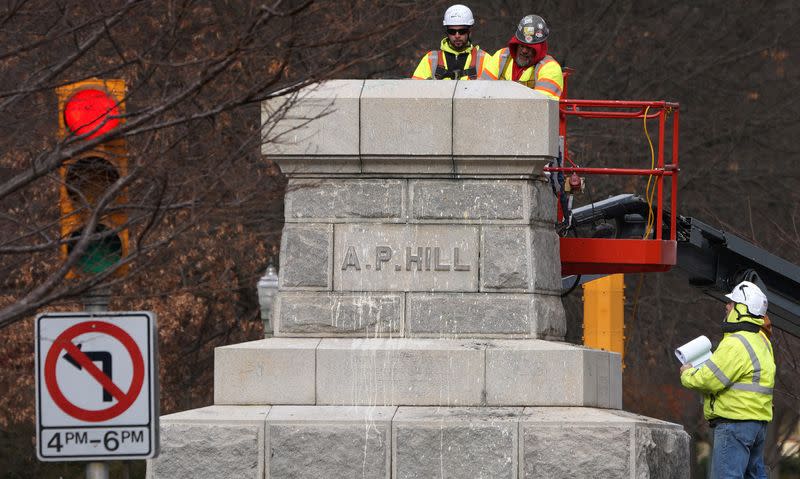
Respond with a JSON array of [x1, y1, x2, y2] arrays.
[[674, 214, 800, 338], [564, 195, 800, 338]]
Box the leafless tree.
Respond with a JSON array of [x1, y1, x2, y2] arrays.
[[0, 0, 429, 474], [0, 0, 429, 329]]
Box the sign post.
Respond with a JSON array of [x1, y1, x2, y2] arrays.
[[35, 312, 159, 462]]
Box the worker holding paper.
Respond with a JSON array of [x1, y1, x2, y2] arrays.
[[680, 281, 775, 478]]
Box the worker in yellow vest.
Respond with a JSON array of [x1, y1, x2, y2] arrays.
[[487, 15, 563, 100], [680, 281, 775, 478], [411, 4, 495, 81]]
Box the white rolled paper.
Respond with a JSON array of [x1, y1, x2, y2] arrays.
[[675, 335, 712, 366]]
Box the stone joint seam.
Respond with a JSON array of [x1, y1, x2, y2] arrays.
[[402, 178, 409, 222], [358, 80, 365, 173], [328, 225, 335, 293], [450, 81, 458, 178], [314, 338, 319, 404], [401, 291, 408, 337], [526, 227, 534, 294]]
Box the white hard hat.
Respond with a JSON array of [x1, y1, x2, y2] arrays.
[[443, 4, 475, 26], [725, 281, 768, 317]]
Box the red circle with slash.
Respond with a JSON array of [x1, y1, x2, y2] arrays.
[[44, 321, 144, 422]]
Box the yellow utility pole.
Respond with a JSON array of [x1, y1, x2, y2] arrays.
[[583, 274, 626, 364]]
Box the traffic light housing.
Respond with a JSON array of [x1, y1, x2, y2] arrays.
[[56, 79, 129, 277]]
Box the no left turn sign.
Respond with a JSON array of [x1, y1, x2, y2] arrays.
[[36, 312, 159, 461], [45, 321, 144, 422]]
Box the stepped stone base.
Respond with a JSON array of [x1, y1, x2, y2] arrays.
[[214, 338, 622, 409], [148, 80, 691, 478], [147, 405, 689, 478]]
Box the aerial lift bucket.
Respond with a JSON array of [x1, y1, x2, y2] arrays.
[[547, 70, 680, 275]]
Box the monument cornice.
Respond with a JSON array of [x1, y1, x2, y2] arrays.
[[261, 79, 559, 178]]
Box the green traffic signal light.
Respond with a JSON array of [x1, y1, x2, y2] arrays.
[[68, 225, 123, 275]]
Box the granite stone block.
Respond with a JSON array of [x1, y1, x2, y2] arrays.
[[334, 224, 479, 292], [262, 80, 363, 158], [360, 80, 455, 157], [274, 291, 403, 336], [393, 407, 521, 479], [520, 408, 689, 479], [485, 340, 621, 407], [450, 157, 550, 178], [531, 227, 562, 293], [481, 226, 530, 291], [270, 157, 361, 176], [635, 424, 691, 479], [147, 406, 269, 479], [279, 224, 332, 290], [582, 348, 610, 408], [405, 293, 564, 339], [214, 339, 318, 405], [409, 180, 527, 222], [453, 81, 558, 158], [610, 348, 623, 409], [266, 406, 394, 479], [316, 338, 485, 406], [523, 424, 631, 477], [285, 178, 405, 222], [532, 293, 567, 340], [529, 179, 558, 224], [361, 157, 460, 176], [405, 293, 534, 337]]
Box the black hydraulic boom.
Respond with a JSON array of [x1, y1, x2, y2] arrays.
[[566, 194, 800, 338]]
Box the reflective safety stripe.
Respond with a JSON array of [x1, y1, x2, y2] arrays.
[[467, 47, 478, 79], [479, 65, 497, 80], [535, 78, 562, 96], [476, 52, 491, 79], [498, 49, 511, 78], [731, 383, 773, 395], [534, 57, 557, 78], [428, 51, 438, 78], [705, 359, 733, 387], [729, 333, 773, 396], [732, 333, 762, 383]]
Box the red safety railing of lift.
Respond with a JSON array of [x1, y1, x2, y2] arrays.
[[545, 69, 681, 275]]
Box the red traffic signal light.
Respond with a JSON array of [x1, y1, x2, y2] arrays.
[[56, 79, 129, 278], [63, 88, 121, 139]]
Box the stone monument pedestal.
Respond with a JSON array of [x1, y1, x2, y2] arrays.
[[147, 80, 689, 478]]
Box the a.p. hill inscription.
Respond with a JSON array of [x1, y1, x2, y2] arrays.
[[334, 225, 479, 291], [341, 246, 471, 272]]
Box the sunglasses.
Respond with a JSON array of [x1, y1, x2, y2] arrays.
[[446, 28, 470, 35]]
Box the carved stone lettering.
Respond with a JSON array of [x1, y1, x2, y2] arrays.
[[434, 247, 451, 271], [343, 246, 472, 274], [375, 246, 392, 271], [453, 247, 470, 272], [406, 247, 423, 271], [341, 246, 361, 271], [333, 225, 479, 292]]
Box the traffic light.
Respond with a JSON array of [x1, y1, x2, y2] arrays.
[[56, 79, 129, 277]]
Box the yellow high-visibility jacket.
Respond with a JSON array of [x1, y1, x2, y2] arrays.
[[487, 47, 563, 100], [412, 39, 495, 80], [681, 307, 775, 422]]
